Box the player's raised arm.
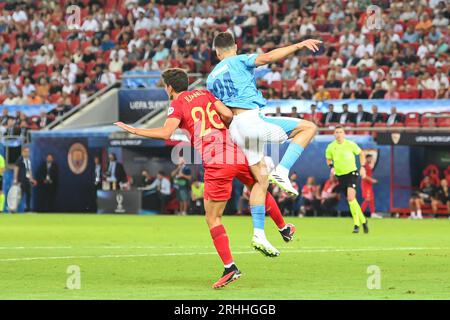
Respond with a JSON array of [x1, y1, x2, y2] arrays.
[[114, 118, 181, 141], [254, 39, 322, 66]]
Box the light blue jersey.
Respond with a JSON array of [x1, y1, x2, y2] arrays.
[[206, 54, 267, 110]]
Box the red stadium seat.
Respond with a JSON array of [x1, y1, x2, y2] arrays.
[[317, 68, 328, 78], [420, 112, 436, 127], [314, 79, 326, 87], [406, 77, 418, 87], [284, 80, 296, 90], [9, 64, 21, 75], [54, 41, 67, 52], [356, 122, 372, 135], [271, 80, 283, 93], [328, 88, 340, 99], [405, 112, 421, 127], [348, 66, 358, 75], [421, 89, 436, 99], [437, 113, 450, 127]]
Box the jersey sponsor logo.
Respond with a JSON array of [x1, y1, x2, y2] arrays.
[[67, 143, 88, 175], [167, 106, 174, 116]]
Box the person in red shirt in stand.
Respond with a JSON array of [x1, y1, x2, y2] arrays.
[[114, 68, 295, 289], [360, 154, 380, 218]]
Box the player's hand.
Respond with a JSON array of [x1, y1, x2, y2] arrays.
[[360, 167, 366, 179], [114, 122, 136, 134], [297, 39, 322, 52], [373, 178, 378, 184]]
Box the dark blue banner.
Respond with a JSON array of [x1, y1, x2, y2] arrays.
[[118, 89, 169, 123]]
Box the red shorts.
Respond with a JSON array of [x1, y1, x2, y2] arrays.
[[361, 185, 374, 199], [204, 163, 255, 201]]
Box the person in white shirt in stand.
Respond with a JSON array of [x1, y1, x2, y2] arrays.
[[100, 70, 117, 86], [262, 65, 281, 85], [81, 14, 99, 32], [134, 11, 151, 32]]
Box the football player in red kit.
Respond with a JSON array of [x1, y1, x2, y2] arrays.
[[361, 154, 379, 218], [115, 68, 295, 289]]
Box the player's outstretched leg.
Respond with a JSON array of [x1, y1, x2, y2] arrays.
[[249, 162, 280, 257], [205, 200, 242, 289], [265, 192, 296, 242], [270, 120, 317, 196]]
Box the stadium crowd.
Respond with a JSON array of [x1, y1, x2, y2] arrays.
[[0, 0, 449, 118]]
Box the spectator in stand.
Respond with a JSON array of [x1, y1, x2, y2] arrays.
[[322, 104, 339, 126], [384, 86, 400, 99], [353, 82, 369, 99], [370, 105, 384, 125], [27, 90, 43, 105], [340, 85, 353, 99], [386, 106, 403, 125], [274, 172, 299, 216], [299, 176, 320, 217], [338, 103, 355, 124], [262, 64, 281, 85], [403, 25, 419, 43], [313, 85, 331, 101], [370, 82, 387, 99], [355, 104, 371, 125], [324, 72, 341, 88]]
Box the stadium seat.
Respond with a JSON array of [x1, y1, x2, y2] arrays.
[[405, 112, 421, 127], [284, 80, 296, 90], [420, 112, 436, 127], [328, 88, 340, 99], [421, 89, 436, 99], [406, 77, 418, 87], [356, 122, 372, 135]]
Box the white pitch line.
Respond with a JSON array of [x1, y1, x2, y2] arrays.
[[0, 247, 447, 262]]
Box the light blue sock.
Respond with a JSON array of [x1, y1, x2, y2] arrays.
[[279, 142, 304, 171], [250, 205, 266, 235]]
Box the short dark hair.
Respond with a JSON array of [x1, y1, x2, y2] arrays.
[[213, 32, 235, 50], [161, 68, 189, 93], [335, 125, 344, 130]]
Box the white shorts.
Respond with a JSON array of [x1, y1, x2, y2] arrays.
[[229, 109, 302, 166]]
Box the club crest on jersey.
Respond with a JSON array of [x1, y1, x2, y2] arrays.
[[167, 107, 174, 116]]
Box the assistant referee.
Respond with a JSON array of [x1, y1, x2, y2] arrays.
[[325, 126, 369, 233]]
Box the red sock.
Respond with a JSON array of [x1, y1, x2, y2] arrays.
[[210, 225, 233, 266], [369, 198, 375, 214], [361, 200, 368, 213], [266, 193, 286, 229]]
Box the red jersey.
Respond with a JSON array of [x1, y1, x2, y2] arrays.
[[167, 89, 245, 168], [361, 163, 374, 189]]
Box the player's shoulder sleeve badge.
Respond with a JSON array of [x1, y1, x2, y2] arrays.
[[167, 106, 175, 116]]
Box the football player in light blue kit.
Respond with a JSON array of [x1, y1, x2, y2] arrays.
[[207, 32, 320, 251]]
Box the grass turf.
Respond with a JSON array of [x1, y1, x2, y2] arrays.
[[0, 214, 449, 300]]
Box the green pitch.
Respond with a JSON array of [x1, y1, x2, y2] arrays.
[[0, 214, 449, 300]]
